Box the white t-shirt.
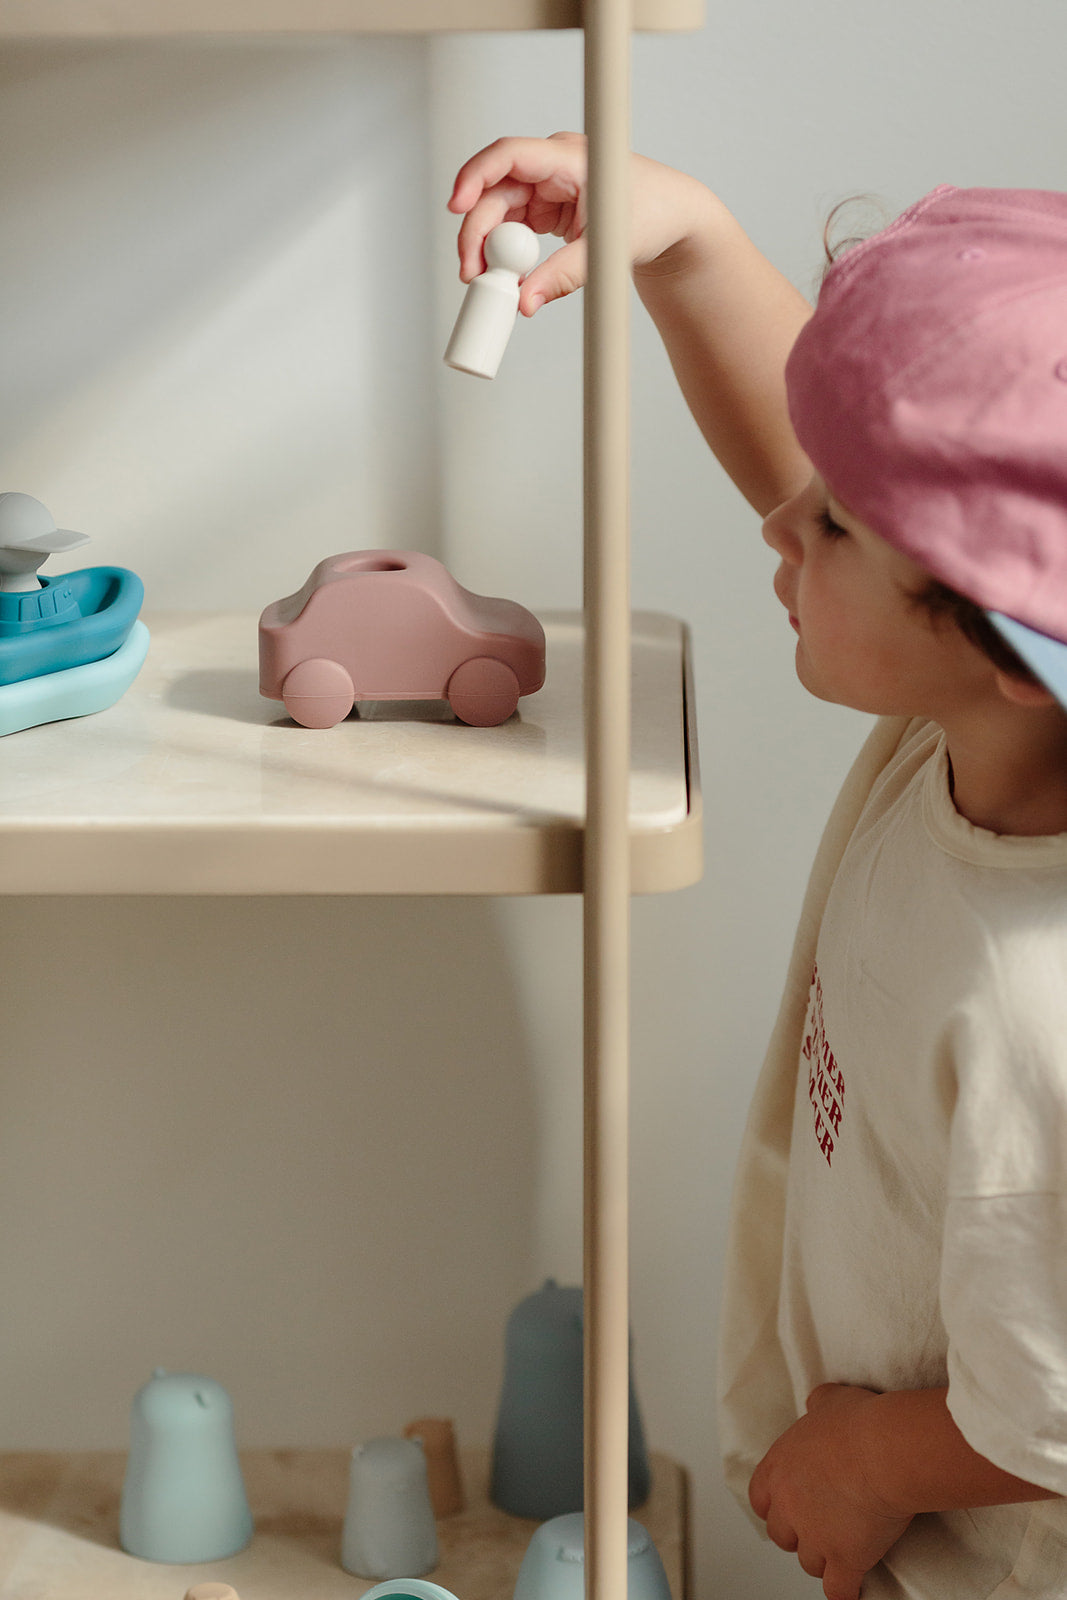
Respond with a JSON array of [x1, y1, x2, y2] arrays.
[[719, 716, 1067, 1598]]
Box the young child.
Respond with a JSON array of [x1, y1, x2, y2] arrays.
[[450, 138, 1067, 1600]]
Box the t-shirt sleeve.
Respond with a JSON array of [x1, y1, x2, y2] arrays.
[[942, 935, 1067, 1495], [945, 1193, 1067, 1493]]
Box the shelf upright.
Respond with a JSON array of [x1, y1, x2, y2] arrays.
[[582, 2, 635, 1598]]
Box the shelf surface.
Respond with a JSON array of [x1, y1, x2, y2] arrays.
[[0, 609, 702, 896], [0, 1446, 687, 1599], [0, 0, 703, 35]]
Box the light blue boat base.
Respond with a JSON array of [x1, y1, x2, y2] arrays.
[[0, 619, 149, 737]]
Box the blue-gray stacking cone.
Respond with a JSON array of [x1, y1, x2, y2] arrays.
[[490, 1280, 651, 1519]]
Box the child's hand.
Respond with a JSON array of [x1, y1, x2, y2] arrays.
[[448, 133, 713, 317], [748, 1384, 914, 1600]]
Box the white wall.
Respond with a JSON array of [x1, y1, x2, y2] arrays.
[[0, 25, 538, 1470], [0, 38, 442, 606], [1, 10, 1066, 1600]]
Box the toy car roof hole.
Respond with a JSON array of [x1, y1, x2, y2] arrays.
[[335, 555, 408, 574]]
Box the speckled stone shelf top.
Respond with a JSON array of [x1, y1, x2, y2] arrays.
[[0, 1446, 686, 1599], [0, 610, 702, 896]]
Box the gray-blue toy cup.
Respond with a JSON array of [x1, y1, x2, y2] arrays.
[[342, 1436, 439, 1580], [514, 1513, 672, 1600], [491, 1280, 651, 1519]]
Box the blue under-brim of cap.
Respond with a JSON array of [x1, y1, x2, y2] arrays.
[[988, 611, 1067, 712]]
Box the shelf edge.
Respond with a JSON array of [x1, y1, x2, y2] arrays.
[[0, 0, 704, 36]]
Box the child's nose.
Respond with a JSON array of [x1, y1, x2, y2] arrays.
[[762, 501, 803, 564]]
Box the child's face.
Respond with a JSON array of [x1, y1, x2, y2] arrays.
[[762, 475, 995, 718]]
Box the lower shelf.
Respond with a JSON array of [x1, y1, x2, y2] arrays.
[[0, 1446, 687, 1599]]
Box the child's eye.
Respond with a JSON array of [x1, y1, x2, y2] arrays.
[[816, 508, 849, 540]]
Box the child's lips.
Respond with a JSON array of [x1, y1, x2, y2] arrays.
[[773, 567, 798, 630]]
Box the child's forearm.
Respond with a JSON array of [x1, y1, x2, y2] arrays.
[[750, 1382, 1058, 1600], [855, 1386, 1057, 1515], [633, 190, 813, 516], [450, 136, 810, 516]]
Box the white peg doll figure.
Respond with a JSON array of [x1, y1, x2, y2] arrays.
[[444, 221, 541, 379]]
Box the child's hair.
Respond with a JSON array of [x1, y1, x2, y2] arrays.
[[913, 578, 1040, 682], [820, 196, 890, 275]]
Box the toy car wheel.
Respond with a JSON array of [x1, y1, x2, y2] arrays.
[[281, 658, 355, 728], [447, 657, 520, 726]]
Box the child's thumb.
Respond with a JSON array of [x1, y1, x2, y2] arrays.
[[519, 237, 588, 315]]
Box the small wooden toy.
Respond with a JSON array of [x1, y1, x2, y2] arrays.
[[259, 549, 545, 728], [444, 221, 540, 379], [403, 1416, 465, 1516]]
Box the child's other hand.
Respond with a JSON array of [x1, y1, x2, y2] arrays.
[[748, 1383, 914, 1600], [448, 133, 712, 317]]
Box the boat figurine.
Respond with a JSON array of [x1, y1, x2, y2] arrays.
[[0, 492, 149, 736]]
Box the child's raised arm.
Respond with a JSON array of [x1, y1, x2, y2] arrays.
[[448, 133, 813, 515]]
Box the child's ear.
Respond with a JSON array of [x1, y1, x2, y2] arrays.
[[993, 667, 1058, 708]]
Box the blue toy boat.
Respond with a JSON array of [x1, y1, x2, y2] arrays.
[[0, 566, 148, 737], [0, 567, 143, 683]]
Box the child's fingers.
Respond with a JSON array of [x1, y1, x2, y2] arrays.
[[518, 237, 588, 315], [448, 138, 524, 214], [748, 1457, 772, 1521], [456, 183, 535, 280], [449, 133, 585, 218], [820, 1560, 866, 1600]]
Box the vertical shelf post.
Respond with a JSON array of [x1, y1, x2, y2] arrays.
[[582, 1, 632, 1599]]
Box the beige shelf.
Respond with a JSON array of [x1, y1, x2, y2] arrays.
[[0, 0, 703, 36], [0, 609, 702, 896], [0, 1446, 688, 1599]]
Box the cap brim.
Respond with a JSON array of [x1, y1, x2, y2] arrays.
[[988, 611, 1067, 711], [12, 528, 89, 555]]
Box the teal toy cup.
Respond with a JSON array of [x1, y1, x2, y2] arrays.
[[360, 1585, 460, 1600]]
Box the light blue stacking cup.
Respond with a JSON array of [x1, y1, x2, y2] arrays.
[[119, 1369, 253, 1564], [513, 1513, 672, 1600]]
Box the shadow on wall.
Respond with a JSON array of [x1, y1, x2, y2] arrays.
[[0, 895, 538, 1449], [0, 37, 442, 606]]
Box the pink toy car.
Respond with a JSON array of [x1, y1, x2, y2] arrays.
[[259, 550, 546, 728]]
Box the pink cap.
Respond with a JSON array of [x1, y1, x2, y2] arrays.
[[786, 185, 1067, 700]]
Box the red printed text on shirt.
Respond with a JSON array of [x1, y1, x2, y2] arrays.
[[801, 964, 844, 1167]]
